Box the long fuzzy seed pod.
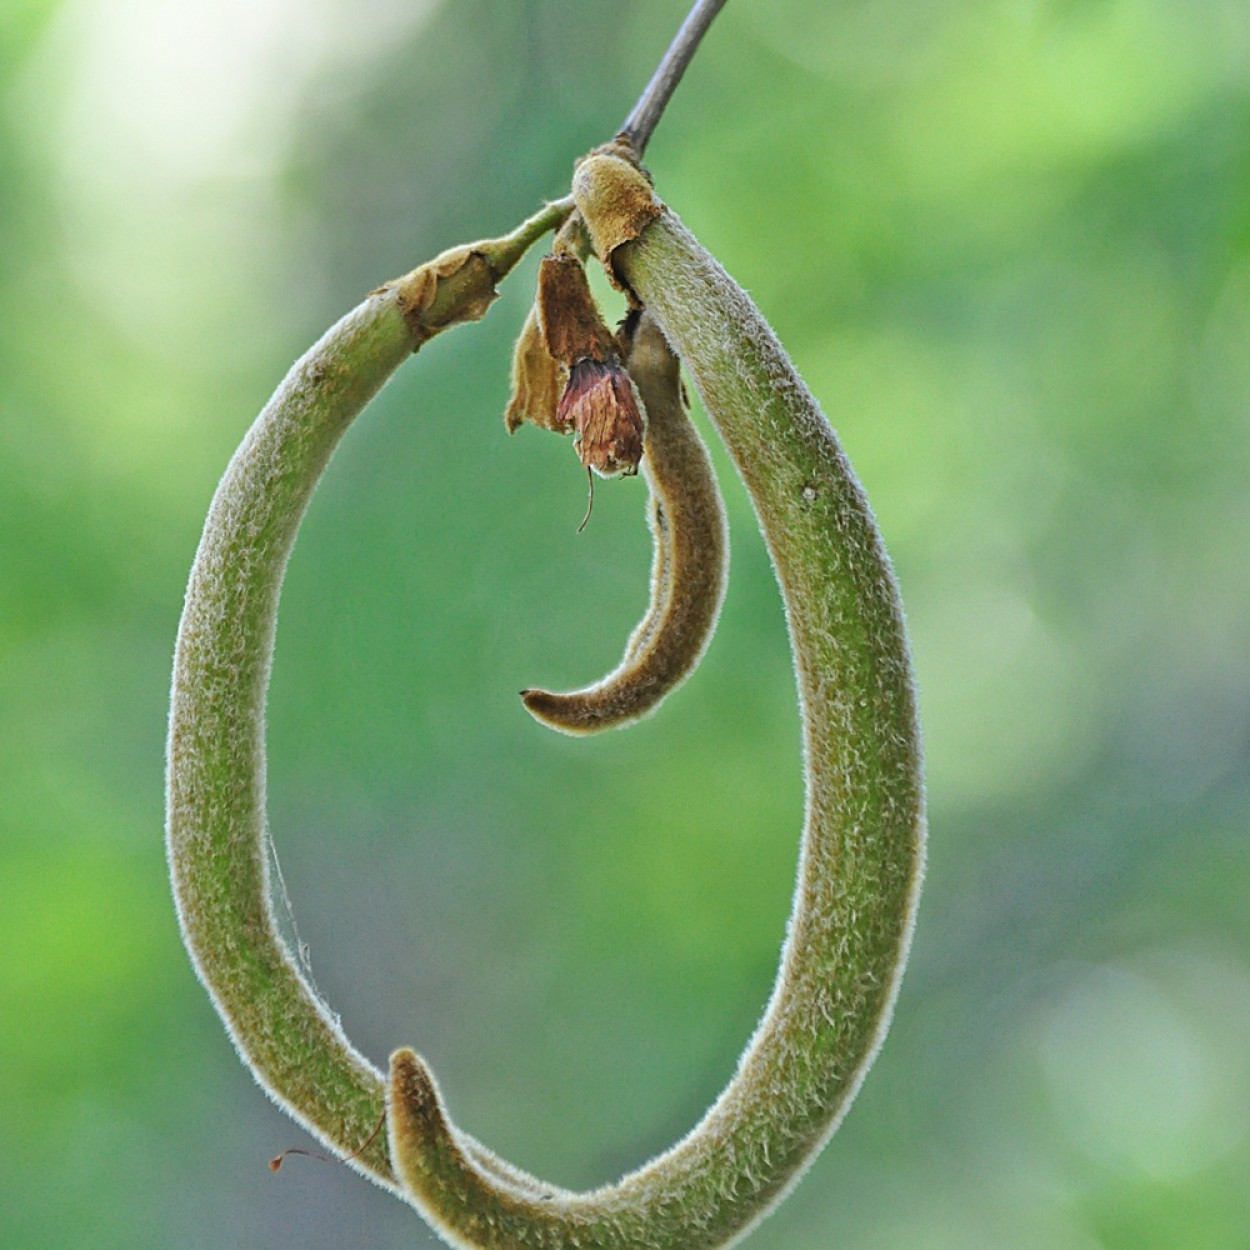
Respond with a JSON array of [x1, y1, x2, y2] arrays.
[[164, 200, 573, 1196], [384, 157, 926, 1249], [521, 311, 728, 733]]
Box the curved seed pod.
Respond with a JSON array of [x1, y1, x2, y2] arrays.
[[166, 155, 922, 1250], [164, 199, 573, 1196], [385, 157, 925, 1248], [521, 311, 729, 734]]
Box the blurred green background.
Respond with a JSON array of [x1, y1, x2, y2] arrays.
[[3, 0, 1249, 1246]]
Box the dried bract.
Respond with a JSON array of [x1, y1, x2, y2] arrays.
[[504, 306, 564, 434]]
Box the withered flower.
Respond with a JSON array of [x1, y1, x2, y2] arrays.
[[558, 357, 645, 477], [506, 247, 646, 476]]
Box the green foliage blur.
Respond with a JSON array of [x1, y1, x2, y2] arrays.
[[3, 0, 1248, 1245]]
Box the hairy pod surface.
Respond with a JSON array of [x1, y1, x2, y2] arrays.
[[522, 312, 729, 733], [164, 161, 924, 1250], [385, 162, 926, 1248], [164, 203, 574, 1194]]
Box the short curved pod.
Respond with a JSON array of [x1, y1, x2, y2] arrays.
[[522, 313, 729, 734]]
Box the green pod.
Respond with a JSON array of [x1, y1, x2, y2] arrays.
[[164, 201, 574, 1195], [384, 159, 926, 1248], [164, 143, 924, 1249], [521, 311, 729, 734]]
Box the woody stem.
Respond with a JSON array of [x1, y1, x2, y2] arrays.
[[617, 0, 730, 157]]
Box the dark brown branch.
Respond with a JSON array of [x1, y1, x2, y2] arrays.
[[617, 0, 729, 157]]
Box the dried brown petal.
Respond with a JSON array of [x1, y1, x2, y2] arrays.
[[504, 306, 566, 434], [558, 358, 645, 478], [537, 253, 617, 366]]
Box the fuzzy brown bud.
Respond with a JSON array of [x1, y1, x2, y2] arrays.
[[558, 358, 645, 477]]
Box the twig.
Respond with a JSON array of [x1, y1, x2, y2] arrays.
[[617, 0, 730, 156]]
